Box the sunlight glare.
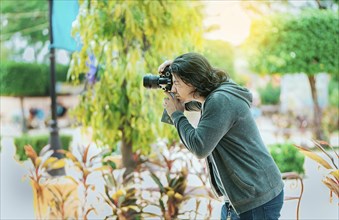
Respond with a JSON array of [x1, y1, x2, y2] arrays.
[[203, 1, 251, 46]]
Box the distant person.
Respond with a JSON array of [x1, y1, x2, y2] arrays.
[[28, 108, 45, 129], [56, 103, 67, 117], [159, 52, 284, 220]]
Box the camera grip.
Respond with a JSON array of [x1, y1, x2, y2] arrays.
[[161, 109, 173, 125]]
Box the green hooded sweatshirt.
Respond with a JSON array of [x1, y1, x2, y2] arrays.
[[171, 80, 284, 214]]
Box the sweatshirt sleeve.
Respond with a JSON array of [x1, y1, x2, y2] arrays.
[[171, 93, 237, 159]]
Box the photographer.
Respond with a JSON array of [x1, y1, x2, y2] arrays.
[[159, 52, 284, 220]]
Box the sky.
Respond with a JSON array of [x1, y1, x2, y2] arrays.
[[203, 1, 251, 46]]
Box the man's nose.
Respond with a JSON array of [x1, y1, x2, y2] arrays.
[[171, 85, 176, 93]]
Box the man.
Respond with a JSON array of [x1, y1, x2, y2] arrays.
[[160, 52, 284, 220]]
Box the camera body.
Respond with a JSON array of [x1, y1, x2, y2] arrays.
[[143, 66, 172, 92]]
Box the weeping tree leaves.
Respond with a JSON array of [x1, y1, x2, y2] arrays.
[[244, 9, 338, 140], [69, 1, 203, 172]]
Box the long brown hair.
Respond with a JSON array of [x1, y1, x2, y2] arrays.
[[170, 52, 229, 97]]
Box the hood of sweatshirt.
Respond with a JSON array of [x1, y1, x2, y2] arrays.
[[209, 80, 253, 107]]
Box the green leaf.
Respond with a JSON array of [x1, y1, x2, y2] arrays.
[[150, 172, 165, 193]]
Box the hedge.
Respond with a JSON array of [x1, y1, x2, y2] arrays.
[[258, 81, 281, 105], [0, 61, 69, 97], [14, 134, 72, 161], [269, 143, 305, 174]]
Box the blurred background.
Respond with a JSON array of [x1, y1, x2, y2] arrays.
[[1, 0, 338, 219]]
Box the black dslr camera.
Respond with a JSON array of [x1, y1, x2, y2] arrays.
[[143, 66, 174, 124], [143, 66, 172, 92], [143, 66, 201, 125]]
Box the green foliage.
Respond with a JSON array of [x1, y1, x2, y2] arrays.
[[258, 81, 281, 105], [203, 40, 234, 77], [269, 143, 305, 174], [0, 62, 48, 96], [245, 9, 338, 76], [143, 146, 215, 219], [0, 0, 48, 44], [322, 107, 339, 136], [69, 1, 204, 154], [14, 134, 72, 161], [328, 75, 339, 107], [0, 61, 69, 96]]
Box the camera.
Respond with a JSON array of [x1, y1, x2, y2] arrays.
[[143, 65, 201, 125], [143, 66, 172, 92]]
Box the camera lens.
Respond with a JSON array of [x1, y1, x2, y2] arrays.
[[143, 74, 160, 89]]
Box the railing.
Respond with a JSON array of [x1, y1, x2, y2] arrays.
[[282, 172, 304, 220]]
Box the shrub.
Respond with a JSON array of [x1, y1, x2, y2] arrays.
[[258, 81, 281, 105], [329, 75, 339, 108], [269, 143, 305, 174], [0, 62, 48, 96], [322, 107, 339, 137], [14, 134, 72, 161], [0, 61, 69, 97]]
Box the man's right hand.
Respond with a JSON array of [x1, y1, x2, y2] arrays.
[[158, 60, 173, 74]]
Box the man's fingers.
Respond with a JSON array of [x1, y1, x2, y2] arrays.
[[158, 60, 172, 73], [164, 92, 175, 99], [164, 92, 172, 99]]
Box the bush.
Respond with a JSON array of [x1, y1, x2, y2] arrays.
[[258, 81, 280, 105], [329, 75, 339, 108], [0, 61, 69, 97], [14, 134, 72, 161], [269, 143, 305, 174], [322, 107, 339, 136]]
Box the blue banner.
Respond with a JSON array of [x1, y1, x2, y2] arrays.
[[51, 0, 81, 52]]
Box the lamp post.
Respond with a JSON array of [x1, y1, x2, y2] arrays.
[[48, 0, 64, 176]]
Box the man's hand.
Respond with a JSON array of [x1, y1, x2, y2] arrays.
[[158, 60, 173, 74], [163, 92, 185, 116]]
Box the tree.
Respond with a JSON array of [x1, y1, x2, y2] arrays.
[[203, 40, 234, 79], [0, 0, 49, 61], [244, 9, 338, 140], [69, 1, 204, 175], [240, 0, 338, 17]]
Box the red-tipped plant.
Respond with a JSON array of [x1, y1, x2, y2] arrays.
[[102, 169, 143, 220], [59, 144, 109, 219], [146, 146, 217, 219], [24, 144, 66, 219], [295, 140, 339, 201]]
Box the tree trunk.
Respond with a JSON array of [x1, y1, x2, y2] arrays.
[[19, 96, 27, 134], [121, 133, 136, 178], [315, 0, 328, 10], [307, 75, 325, 140]]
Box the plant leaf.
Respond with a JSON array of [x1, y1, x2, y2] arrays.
[[24, 145, 37, 165], [295, 145, 332, 169], [42, 157, 58, 168], [83, 144, 90, 164], [323, 177, 339, 198], [150, 172, 165, 193], [49, 159, 66, 170], [313, 140, 338, 169], [330, 170, 339, 181], [64, 176, 79, 185]]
